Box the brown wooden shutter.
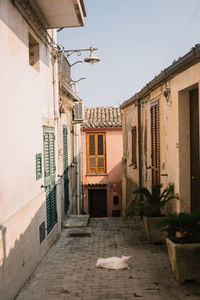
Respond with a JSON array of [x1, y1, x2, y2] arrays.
[[151, 102, 160, 186], [96, 134, 106, 173], [132, 126, 137, 168]]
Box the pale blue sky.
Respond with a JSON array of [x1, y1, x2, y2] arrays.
[[58, 0, 200, 107]]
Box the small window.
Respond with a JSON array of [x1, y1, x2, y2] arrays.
[[132, 126, 137, 168], [113, 195, 119, 205], [36, 153, 42, 180], [112, 210, 120, 217], [39, 222, 45, 243], [29, 33, 40, 71]]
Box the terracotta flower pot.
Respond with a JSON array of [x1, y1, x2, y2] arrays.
[[143, 216, 167, 244], [166, 238, 200, 283]]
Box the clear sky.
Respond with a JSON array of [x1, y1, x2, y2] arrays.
[[58, 0, 200, 108]]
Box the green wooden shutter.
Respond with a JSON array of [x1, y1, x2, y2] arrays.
[[63, 125, 69, 214], [63, 126, 68, 172], [36, 153, 42, 180], [43, 128, 57, 234]]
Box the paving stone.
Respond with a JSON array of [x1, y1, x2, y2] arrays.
[[16, 218, 200, 300]]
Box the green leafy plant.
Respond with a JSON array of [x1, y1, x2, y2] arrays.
[[157, 210, 200, 244], [125, 183, 178, 218]]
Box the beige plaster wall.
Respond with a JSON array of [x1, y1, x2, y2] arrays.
[[122, 62, 200, 213]]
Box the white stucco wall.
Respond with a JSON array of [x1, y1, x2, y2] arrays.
[[0, 1, 60, 299]]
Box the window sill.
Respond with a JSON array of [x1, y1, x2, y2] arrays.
[[86, 174, 108, 176]]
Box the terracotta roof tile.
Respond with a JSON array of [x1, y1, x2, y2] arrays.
[[82, 106, 122, 128]]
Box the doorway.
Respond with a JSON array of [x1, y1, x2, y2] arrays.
[[88, 189, 107, 217], [179, 85, 200, 212], [190, 88, 200, 210]]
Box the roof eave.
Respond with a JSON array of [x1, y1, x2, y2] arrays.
[[120, 44, 200, 109]]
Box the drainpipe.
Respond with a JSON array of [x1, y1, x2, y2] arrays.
[[75, 123, 81, 214], [52, 29, 61, 232], [73, 83, 81, 215], [138, 99, 142, 190]]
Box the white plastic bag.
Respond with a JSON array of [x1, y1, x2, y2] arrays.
[[96, 255, 131, 270]]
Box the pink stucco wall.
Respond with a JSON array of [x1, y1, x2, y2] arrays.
[[81, 127, 123, 217]]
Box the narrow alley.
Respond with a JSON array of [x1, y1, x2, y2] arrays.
[[16, 218, 200, 300]]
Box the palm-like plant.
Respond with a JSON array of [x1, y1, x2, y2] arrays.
[[125, 183, 178, 218], [157, 210, 200, 243]]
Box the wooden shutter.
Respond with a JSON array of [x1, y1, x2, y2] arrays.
[[151, 102, 160, 186], [97, 134, 105, 173], [43, 128, 57, 234], [132, 126, 137, 168], [63, 126, 68, 172], [87, 133, 106, 174], [63, 125, 69, 214], [36, 153, 42, 180]]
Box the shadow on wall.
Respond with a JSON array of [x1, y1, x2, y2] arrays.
[[0, 199, 57, 300], [1, 1, 50, 67], [98, 162, 122, 185]]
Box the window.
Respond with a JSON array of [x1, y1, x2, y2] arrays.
[[29, 33, 40, 71], [132, 126, 137, 168], [113, 195, 119, 205], [86, 133, 106, 174]]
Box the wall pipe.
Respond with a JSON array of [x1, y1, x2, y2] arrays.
[[137, 99, 142, 191]]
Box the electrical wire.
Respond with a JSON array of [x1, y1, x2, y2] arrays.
[[165, 2, 200, 64]]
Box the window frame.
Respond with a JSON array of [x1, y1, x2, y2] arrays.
[[86, 132, 106, 174]]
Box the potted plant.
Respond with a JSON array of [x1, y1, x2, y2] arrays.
[[157, 210, 200, 283], [125, 183, 178, 244]]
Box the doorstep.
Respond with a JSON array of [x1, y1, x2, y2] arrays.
[[63, 214, 89, 228]]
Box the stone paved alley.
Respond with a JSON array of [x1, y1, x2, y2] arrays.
[[16, 218, 200, 300]]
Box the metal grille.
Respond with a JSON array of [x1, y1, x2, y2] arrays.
[[69, 232, 92, 237]]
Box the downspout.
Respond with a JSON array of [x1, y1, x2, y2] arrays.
[[81, 126, 85, 213], [75, 123, 81, 214], [138, 99, 142, 190], [73, 82, 81, 215], [52, 29, 61, 232]]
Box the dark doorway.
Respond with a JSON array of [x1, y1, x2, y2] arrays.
[[190, 88, 200, 210], [88, 189, 107, 217]]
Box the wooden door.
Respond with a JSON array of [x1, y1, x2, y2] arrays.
[[88, 189, 107, 217], [43, 127, 57, 234], [151, 102, 160, 186], [190, 88, 200, 210]]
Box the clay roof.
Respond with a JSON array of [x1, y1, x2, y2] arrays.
[[82, 106, 122, 128]]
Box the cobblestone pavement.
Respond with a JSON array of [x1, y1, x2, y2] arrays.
[[16, 218, 200, 300]]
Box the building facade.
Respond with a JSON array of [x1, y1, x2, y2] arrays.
[[0, 1, 86, 299], [82, 107, 123, 217], [121, 44, 200, 215]]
